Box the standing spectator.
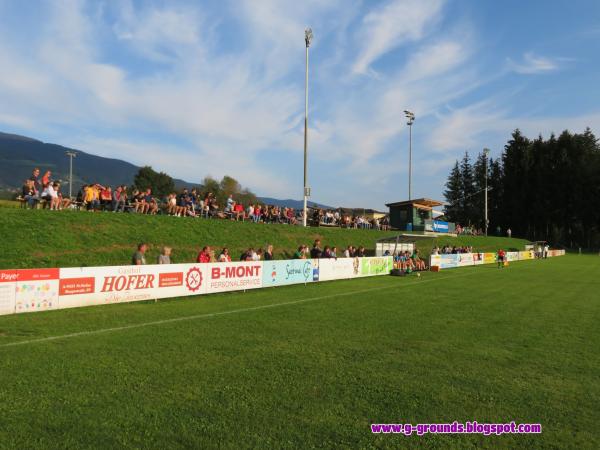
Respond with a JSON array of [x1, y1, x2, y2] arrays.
[[310, 240, 322, 259], [41, 170, 52, 186], [357, 246, 366, 257], [331, 246, 338, 258], [197, 246, 212, 263], [543, 243, 549, 259], [264, 244, 274, 261], [157, 247, 172, 264], [132, 243, 148, 265], [112, 186, 126, 212], [293, 246, 306, 259], [225, 195, 235, 213], [29, 168, 41, 194], [507, 228, 512, 238]]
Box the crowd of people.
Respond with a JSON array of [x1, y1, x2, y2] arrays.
[[430, 245, 475, 255], [131, 240, 383, 266], [19, 168, 391, 230]]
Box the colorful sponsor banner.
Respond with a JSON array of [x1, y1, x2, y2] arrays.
[[15, 268, 60, 313], [206, 261, 263, 293], [518, 250, 533, 260], [0, 270, 18, 316], [472, 253, 484, 265], [506, 252, 519, 262], [438, 254, 459, 269], [483, 252, 497, 264], [319, 258, 361, 281], [429, 255, 442, 268], [360, 256, 393, 276], [262, 259, 317, 287], [58, 264, 207, 309], [456, 253, 474, 267]]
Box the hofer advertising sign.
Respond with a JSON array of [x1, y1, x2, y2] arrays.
[[58, 264, 207, 309]]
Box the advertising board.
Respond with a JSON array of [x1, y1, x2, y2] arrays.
[[206, 261, 263, 293], [262, 259, 317, 287]]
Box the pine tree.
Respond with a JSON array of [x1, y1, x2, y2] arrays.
[[443, 161, 462, 222]]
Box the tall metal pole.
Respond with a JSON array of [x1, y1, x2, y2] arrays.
[[404, 110, 415, 200], [484, 148, 490, 236], [408, 123, 412, 200], [303, 28, 313, 227], [66, 151, 77, 199]]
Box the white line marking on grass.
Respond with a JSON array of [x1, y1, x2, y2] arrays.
[[0, 269, 500, 348]]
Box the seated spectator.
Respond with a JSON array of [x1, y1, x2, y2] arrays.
[[21, 179, 39, 208], [218, 248, 231, 262], [144, 189, 158, 215], [225, 195, 235, 213], [196, 246, 211, 263], [356, 246, 366, 257], [158, 247, 172, 264], [113, 186, 126, 213], [330, 246, 337, 258], [322, 246, 332, 258], [56, 183, 71, 210], [233, 202, 245, 221], [41, 182, 61, 210], [100, 186, 112, 209]]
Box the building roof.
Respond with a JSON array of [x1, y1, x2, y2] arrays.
[[385, 198, 444, 209]]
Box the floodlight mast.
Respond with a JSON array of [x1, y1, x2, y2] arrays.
[[302, 27, 313, 227], [404, 110, 415, 200]]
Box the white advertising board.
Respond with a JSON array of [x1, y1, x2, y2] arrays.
[[319, 258, 361, 281], [205, 261, 263, 293]]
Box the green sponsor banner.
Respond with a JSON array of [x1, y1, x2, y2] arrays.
[[360, 257, 392, 276]]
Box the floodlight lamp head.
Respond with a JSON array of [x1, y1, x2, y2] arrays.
[[305, 28, 313, 47]]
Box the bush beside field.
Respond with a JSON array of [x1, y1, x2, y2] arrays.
[[0, 207, 528, 269]]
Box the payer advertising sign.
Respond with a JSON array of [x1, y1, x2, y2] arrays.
[[0, 270, 17, 316], [58, 264, 207, 309], [206, 261, 263, 293], [319, 258, 361, 281], [262, 259, 317, 287], [15, 268, 60, 314]]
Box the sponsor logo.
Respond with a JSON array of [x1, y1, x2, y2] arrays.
[[185, 268, 203, 292], [59, 277, 95, 296], [211, 265, 261, 280], [100, 274, 155, 292], [159, 272, 184, 288]]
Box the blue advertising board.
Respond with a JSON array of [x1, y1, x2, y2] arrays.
[[262, 259, 317, 287], [438, 254, 459, 269], [432, 220, 450, 233]]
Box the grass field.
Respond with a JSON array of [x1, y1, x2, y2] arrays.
[[0, 255, 598, 449], [0, 208, 528, 269]]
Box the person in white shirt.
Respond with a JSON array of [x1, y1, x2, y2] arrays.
[[42, 183, 60, 210], [543, 244, 549, 259]]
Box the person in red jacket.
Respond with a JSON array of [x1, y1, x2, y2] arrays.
[[197, 246, 212, 263], [497, 249, 506, 268]]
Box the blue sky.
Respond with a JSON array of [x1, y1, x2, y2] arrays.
[[1, 0, 599, 209]]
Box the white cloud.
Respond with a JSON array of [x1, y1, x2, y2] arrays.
[[507, 52, 561, 74], [352, 0, 445, 75]]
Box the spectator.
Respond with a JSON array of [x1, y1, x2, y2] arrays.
[[100, 186, 112, 210], [310, 239, 322, 259], [507, 228, 512, 238], [56, 183, 71, 210], [132, 243, 148, 265], [218, 248, 231, 262], [29, 168, 41, 194], [322, 246, 332, 258], [41, 170, 52, 186], [157, 247, 172, 264], [197, 246, 211, 263], [225, 195, 235, 213], [233, 202, 245, 221], [293, 246, 306, 259], [343, 246, 350, 258], [331, 246, 337, 258], [357, 246, 366, 257], [21, 179, 39, 208], [112, 186, 126, 213], [264, 244, 274, 261]]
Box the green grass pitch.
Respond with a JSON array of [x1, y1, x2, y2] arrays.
[[0, 254, 598, 449]]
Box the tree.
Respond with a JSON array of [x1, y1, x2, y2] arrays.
[[443, 161, 462, 222], [133, 166, 175, 197], [460, 152, 476, 225]]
